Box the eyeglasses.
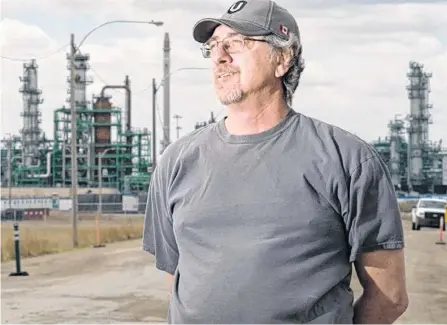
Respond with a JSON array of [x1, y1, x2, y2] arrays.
[[201, 34, 269, 58]]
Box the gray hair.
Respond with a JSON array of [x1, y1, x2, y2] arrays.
[[263, 32, 305, 106]]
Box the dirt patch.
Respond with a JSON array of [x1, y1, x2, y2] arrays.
[[2, 220, 446, 324]]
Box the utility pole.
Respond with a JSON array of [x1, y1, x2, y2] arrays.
[[7, 137, 12, 214], [162, 32, 171, 154], [173, 114, 182, 140], [70, 33, 78, 248], [151, 78, 157, 170], [151, 66, 208, 168]]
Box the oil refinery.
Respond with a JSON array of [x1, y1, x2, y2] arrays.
[[1, 43, 446, 197], [370, 61, 447, 195], [0, 34, 163, 194]]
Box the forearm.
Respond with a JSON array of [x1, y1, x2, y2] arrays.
[[167, 273, 174, 294], [353, 291, 407, 324]]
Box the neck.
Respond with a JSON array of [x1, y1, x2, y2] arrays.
[[224, 87, 289, 136]]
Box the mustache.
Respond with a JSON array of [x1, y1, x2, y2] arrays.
[[214, 67, 239, 76]]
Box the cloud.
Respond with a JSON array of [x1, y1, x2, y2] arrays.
[[1, 0, 446, 150], [0, 19, 67, 139], [0, 19, 59, 57]]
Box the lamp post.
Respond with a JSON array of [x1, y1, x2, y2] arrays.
[[151, 67, 209, 169], [70, 19, 163, 248]]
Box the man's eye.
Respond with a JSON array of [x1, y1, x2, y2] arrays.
[[229, 39, 242, 47]]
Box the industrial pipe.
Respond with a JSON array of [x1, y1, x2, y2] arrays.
[[22, 155, 41, 168], [31, 152, 52, 178], [100, 82, 131, 135], [100, 82, 133, 164]]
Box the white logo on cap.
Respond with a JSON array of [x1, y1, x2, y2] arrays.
[[228, 1, 247, 14]]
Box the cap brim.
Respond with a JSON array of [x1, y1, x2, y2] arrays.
[[193, 18, 271, 43]]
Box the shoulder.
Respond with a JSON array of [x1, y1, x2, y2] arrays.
[[154, 123, 215, 177], [296, 112, 383, 175]]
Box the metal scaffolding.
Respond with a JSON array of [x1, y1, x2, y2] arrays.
[[406, 61, 433, 187], [2, 50, 153, 193], [371, 61, 444, 193], [19, 59, 43, 167]]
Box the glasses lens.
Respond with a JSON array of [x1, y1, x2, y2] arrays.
[[225, 37, 244, 53], [201, 46, 211, 58], [201, 36, 245, 58]]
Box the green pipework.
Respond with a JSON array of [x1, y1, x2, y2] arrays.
[[7, 102, 153, 191]]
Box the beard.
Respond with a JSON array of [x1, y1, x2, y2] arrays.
[[218, 87, 244, 105], [214, 66, 245, 105]]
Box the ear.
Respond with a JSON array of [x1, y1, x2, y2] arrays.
[[275, 49, 293, 78]]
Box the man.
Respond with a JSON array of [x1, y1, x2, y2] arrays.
[[143, 0, 409, 323]]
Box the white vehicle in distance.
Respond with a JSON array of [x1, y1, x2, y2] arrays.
[[411, 198, 446, 231]]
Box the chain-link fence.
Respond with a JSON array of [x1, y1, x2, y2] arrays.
[[1, 192, 148, 221]]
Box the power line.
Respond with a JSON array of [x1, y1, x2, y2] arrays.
[[0, 44, 70, 62], [89, 66, 125, 94], [133, 67, 209, 94]]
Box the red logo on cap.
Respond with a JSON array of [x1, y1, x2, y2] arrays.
[[279, 24, 289, 36]]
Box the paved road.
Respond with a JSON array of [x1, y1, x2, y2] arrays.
[[2, 219, 446, 324]]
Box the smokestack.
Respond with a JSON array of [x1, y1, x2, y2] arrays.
[[125, 75, 131, 134], [162, 32, 170, 154], [124, 75, 132, 160]]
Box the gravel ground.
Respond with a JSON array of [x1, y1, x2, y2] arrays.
[[1, 219, 446, 324]]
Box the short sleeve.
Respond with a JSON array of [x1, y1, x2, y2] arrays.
[[345, 154, 405, 262], [142, 164, 179, 275]]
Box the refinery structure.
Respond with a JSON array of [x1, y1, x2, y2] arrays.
[[1, 42, 446, 196], [371, 61, 447, 194], [0, 34, 175, 195]]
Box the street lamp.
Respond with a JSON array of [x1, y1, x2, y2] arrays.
[[77, 20, 163, 50], [151, 67, 209, 169], [70, 19, 163, 248]]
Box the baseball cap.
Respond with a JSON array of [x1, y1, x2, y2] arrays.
[[193, 0, 300, 44]]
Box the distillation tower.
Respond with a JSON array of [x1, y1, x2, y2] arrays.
[[20, 59, 43, 166], [370, 60, 444, 194], [49, 46, 152, 192], [1, 59, 52, 187], [406, 61, 433, 188], [66, 50, 93, 185], [388, 117, 406, 187]]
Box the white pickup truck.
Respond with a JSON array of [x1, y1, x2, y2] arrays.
[[411, 198, 446, 231]]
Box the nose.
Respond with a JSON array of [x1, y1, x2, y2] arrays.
[[212, 45, 232, 65]]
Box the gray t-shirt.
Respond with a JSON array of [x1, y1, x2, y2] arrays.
[[143, 109, 404, 324]]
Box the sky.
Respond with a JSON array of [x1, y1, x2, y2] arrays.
[[1, 0, 446, 153]]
